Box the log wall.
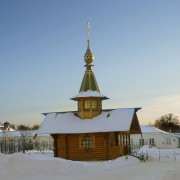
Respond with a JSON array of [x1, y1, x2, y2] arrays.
[[53, 132, 130, 161]]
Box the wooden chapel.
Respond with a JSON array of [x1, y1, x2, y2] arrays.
[[38, 22, 142, 161]]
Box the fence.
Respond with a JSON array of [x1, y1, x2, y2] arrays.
[[158, 150, 176, 161], [131, 149, 148, 161], [0, 136, 53, 154]]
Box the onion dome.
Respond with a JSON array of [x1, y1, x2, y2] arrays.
[[84, 40, 94, 65]]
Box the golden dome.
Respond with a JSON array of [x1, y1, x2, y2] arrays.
[[84, 40, 94, 64]]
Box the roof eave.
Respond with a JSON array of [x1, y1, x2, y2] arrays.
[[70, 96, 109, 101]]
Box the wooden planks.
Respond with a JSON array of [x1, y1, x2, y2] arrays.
[[54, 132, 130, 160]]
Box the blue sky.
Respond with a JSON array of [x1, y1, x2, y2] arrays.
[[0, 0, 180, 126]]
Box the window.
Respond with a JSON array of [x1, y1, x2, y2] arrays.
[[80, 136, 94, 149], [149, 138, 154, 146], [166, 138, 171, 145], [84, 100, 98, 110], [139, 138, 144, 146], [84, 100, 90, 109], [92, 100, 97, 109]]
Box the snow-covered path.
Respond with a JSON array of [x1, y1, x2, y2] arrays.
[[1, 147, 180, 180]]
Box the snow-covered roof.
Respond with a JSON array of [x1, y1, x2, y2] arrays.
[[6, 127, 16, 132], [140, 125, 164, 133], [0, 130, 36, 137], [70, 90, 109, 100], [38, 108, 141, 134], [0, 130, 52, 138], [0, 127, 16, 132], [140, 125, 180, 138], [141, 125, 174, 134]]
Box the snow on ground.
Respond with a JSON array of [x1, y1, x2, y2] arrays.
[[1, 147, 180, 180]]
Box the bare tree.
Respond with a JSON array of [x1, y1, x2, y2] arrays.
[[17, 125, 30, 130], [31, 124, 39, 130], [154, 113, 180, 132]]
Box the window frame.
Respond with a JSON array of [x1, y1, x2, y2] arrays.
[[166, 138, 171, 145], [149, 138, 155, 146], [80, 135, 94, 150], [92, 100, 97, 109], [139, 138, 144, 146], [84, 100, 91, 110]]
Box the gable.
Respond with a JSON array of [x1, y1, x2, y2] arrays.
[[130, 113, 142, 134]]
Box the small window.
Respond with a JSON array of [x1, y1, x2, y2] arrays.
[[84, 100, 90, 109], [92, 100, 97, 109], [166, 138, 171, 145], [80, 136, 94, 149], [139, 138, 144, 146], [149, 138, 154, 146]]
